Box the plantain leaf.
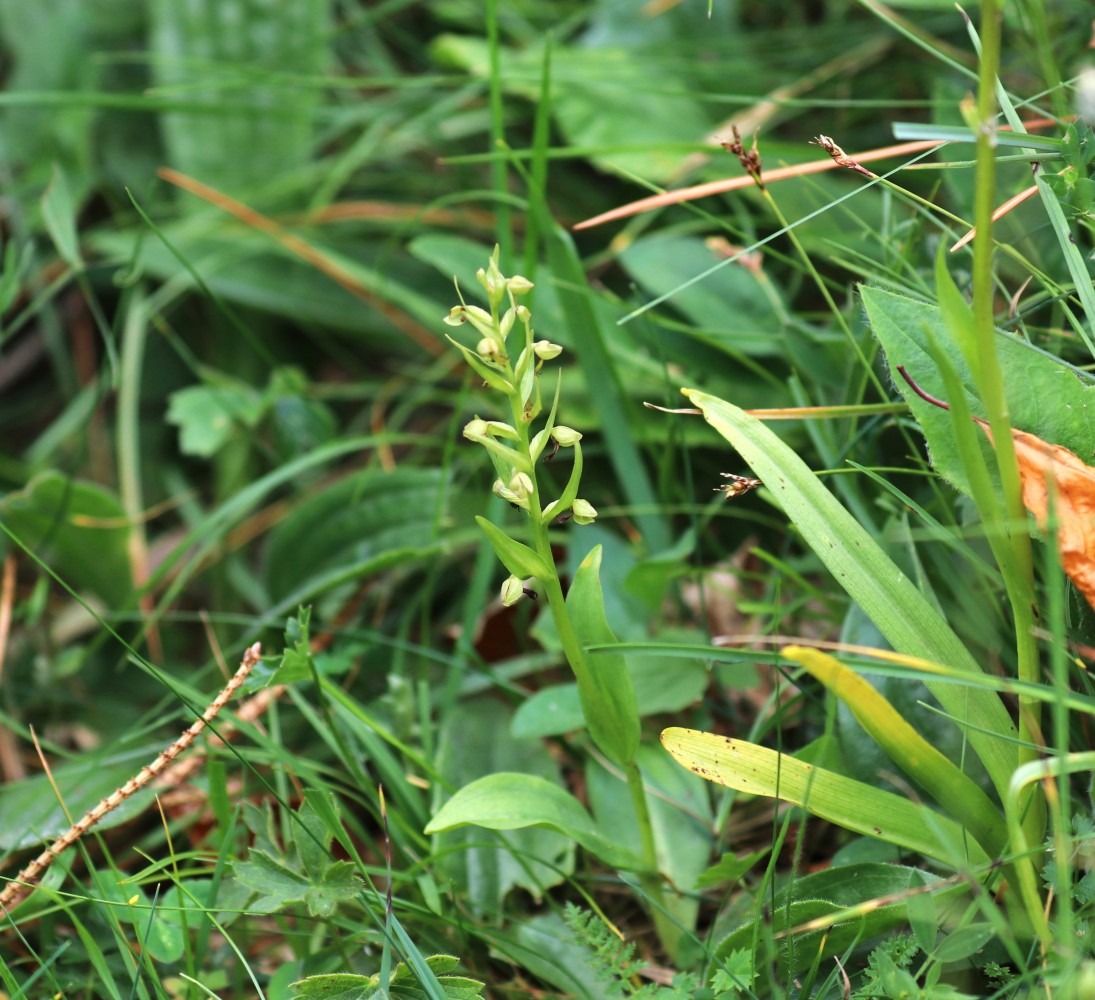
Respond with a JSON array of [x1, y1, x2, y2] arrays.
[[425, 773, 645, 872], [713, 862, 966, 973]]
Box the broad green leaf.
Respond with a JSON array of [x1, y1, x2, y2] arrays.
[[565, 545, 640, 766], [488, 912, 620, 1000], [682, 389, 1017, 800], [619, 235, 784, 357], [429, 37, 712, 181], [934, 923, 995, 962], [475, 516, 552, 581], [425, 773, 645, 872], [586, 746, 712, 933], [0, 471, 134, 608], [783, 646, 1005, 858], [862, 285, 1095, 498], [0, 747, 157, 851], [232, 850, 311, 914], [511, 655, 708, 738], [149, 0, 328, 196], [906, 869, 937, 954], [661, 728, 989, 867], [432, 699, 573, 913], [266, 469, 447, 602], [715, 863, 963, 972]]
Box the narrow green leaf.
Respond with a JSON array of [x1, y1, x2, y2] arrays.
[[447, 336, 513, 392], [661, 728, 988, 867], [475, 516, 552, 580], [906, 870, 937, 955], [541, 440, 584, 523], [425, 773, 646, 871], [41, 164, 82, 268], [565, 545, 640, 766], [682, 389, 1017, 800]]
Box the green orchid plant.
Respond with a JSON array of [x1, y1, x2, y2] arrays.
[[430, 248, 680, 956]]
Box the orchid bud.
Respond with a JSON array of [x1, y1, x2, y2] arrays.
[[501, 575, 526, 606], [463, 417, 490, 440], [509, 471, 534, 498], [507, 274, 534, 297], [551, 426, 582, 447], [572, 499, 597, 525], [477, 337, 501, 359], [493, 477, 528, 509], [533, 340, 562, 361]]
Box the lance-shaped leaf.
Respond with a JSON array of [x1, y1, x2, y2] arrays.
[[566, 545, 640, 766], [475, 517, 552, 581], [541, 441, 584, 524], [425, 773, 646, 871], [681, 389, 1018, 800]]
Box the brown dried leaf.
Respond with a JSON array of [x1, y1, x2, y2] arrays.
[[981, 420, 1095, 610]]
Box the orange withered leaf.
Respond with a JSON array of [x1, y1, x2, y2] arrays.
[[980, 419, 1095, 611]]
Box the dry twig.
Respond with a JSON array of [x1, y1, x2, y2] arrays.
[[0, 642, 263, 915]]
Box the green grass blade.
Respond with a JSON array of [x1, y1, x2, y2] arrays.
[[546, 227, 669, 552]]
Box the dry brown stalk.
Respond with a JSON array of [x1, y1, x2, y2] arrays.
[[0, 642, 263, 915]]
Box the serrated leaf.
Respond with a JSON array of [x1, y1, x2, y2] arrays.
[[303, 861, 361, 918], [232, 850, 310, 913], [166, 383, 265, 458], [289, 973, 375, 1000]]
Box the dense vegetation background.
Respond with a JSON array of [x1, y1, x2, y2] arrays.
[[2, 1, 1095, 997]]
